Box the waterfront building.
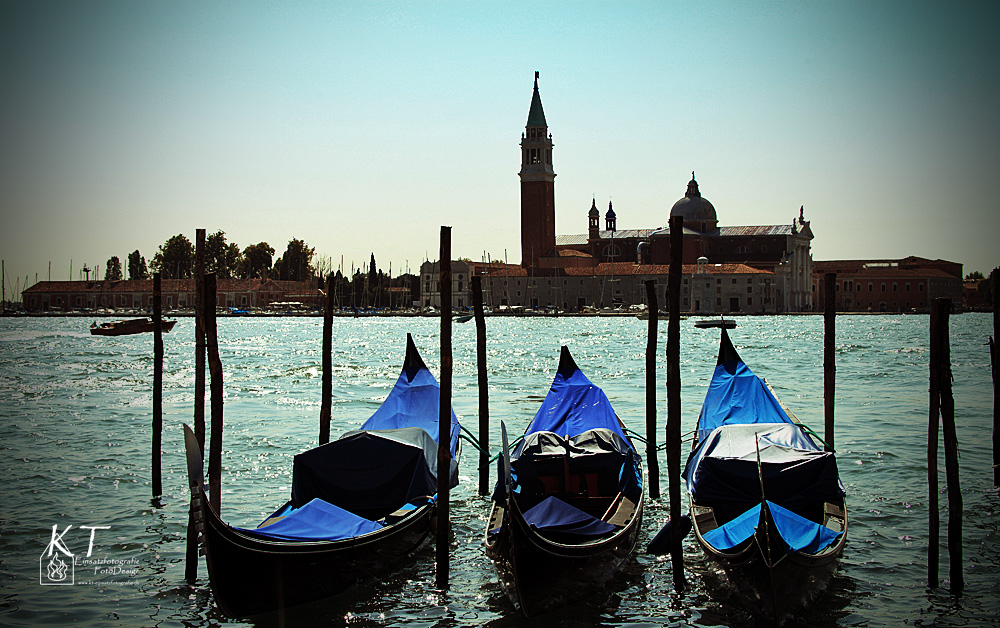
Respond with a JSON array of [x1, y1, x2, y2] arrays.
[[430, 73, 815, 313], [812, 257, 963, 313], [21, 278, 323, 313]]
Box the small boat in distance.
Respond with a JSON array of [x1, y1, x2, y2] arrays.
[[694, 318, 736, 329], [680, 327, 847, 623], [485, 346, 644, 616], [90, 317, 176, 336], [183, 334, 460, 617]]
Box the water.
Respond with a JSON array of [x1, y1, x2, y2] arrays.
[[1, 314, 997, 627]]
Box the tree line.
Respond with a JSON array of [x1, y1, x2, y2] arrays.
[[103, 232, 419, 309]]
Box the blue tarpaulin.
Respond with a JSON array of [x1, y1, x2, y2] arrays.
[[696, 359, 793, 443], [522, 495, 618, 537], [238, 498, 384, 542], [701, 500, 842, 554], [361, 337, 460, 458], [244, 335, 459, 541], [523, 346, 628, 443]]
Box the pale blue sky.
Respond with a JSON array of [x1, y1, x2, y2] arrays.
[[2, 1, 998, 294]]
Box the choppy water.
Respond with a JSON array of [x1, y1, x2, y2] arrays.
[[1, 314, 997, 627]]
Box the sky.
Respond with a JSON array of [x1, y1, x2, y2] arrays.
[[2, 0, 998, 296]]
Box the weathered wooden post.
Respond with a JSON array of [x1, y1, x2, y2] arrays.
[[936, 298, 963, 593], [666, 215, 685, 587], [992, 268, 999, 489], [187, 229, 206, 583], [194, 229, 206, 451], [644, 279, 660, 499], [824, 272, 836, 452], [471, 275, 490, 496], [205, 273, 224, 515], [928, 296, 942, 588], [319, 273, 334, 445], [436, 227, 452, 589], [152, 272, 163, 500]]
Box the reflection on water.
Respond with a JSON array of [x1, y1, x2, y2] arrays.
[[0, 314, 997, 627]]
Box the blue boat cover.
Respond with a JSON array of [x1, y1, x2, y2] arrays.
[[523, 346, 629, 444], [360, 336, 460, 458], [685, 421, 844, 514], [522, 495, 618, 537], [696, 359, 793, 444], [251, 335, 459, 540], [238, 498, 383, 542], [701, 500, 842, 555]]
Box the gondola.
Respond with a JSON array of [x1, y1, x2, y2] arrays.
[[182, 334, 460, 618], [90, 317, 176, 335], [683, 327, 847, 623], [484, 346, 644, 616]]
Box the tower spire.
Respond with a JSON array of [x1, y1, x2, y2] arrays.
[[519, 72, 556, 270]]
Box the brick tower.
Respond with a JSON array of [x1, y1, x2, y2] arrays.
[[519, 72, 556, 270]]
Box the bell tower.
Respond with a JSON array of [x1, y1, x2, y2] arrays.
[[519, 71, 556, 270]]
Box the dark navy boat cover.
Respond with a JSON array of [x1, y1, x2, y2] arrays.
[[246, 335, 460, 539], [522, 495, 618, 537], [522, 346, 629, 444], [290, 426, 449, 518], [701, 499, 842, 554], [685, 422, 844, 514], [695, 328, 794, 443]]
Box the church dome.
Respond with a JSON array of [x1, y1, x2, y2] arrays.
[[670, 173, 717, 231]]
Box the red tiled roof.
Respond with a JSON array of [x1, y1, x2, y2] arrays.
[[564, 262, 773, 277], [23, 278, 315, 293]]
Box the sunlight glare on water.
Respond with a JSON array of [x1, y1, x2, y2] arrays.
[[0, 314, 997, 627]]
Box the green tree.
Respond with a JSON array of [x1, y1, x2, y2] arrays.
[[105, 256, 123, 281], [273, 239, 315, 281], [240, 242, 274, 279], [127, 250, 147, 280], [205, 230, 241, 278], [982, 267, 999, 307], [966, 270, 985, 281], [151, 234, 195, 279]]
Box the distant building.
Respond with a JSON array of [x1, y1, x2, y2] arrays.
[[812, 257, 963, 312], [21, 278, 324, 312], [421, 257, 777, 314], [442, 73, 815, 313]]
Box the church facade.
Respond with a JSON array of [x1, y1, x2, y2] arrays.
[[422, 74, 818, 314], [511, 73, 815, 313]]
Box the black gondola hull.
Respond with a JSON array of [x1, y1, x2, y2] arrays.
[[691, 497, 847, 623], [193, 487, 434, 618], [485, 479, 644, 616]]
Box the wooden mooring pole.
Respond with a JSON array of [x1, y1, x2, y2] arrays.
[[187, 229, 206, 583], [644, 279, 660, 499], [938, 299, 963, 593], [928, 296, 942, 588], [205, 273, 224, 515], [992, 267, 998, 489], [471, 276, 490, 496], [929, 297, 963, 592], [152, 272, 163, 500], [436, 227, 452, 590], [824, 273, 836, 452], [319, 273, 334, 445], [194, 229, 206, 451], [666, 215, 685, 587]]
